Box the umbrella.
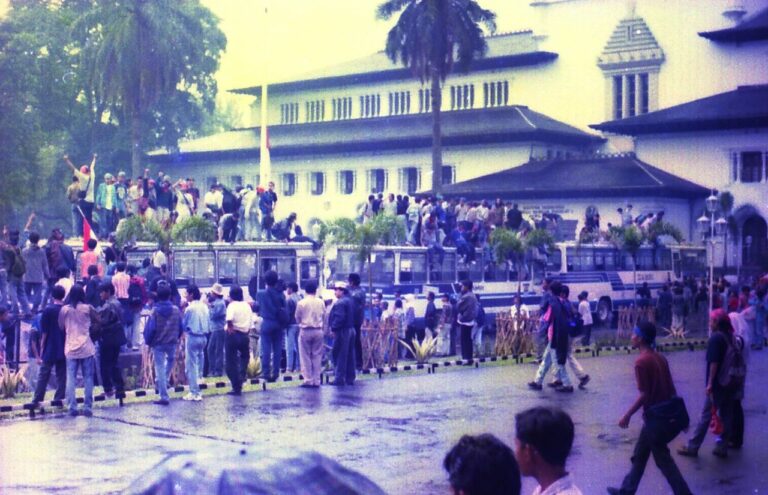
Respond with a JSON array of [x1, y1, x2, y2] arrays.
[[122, 448, 388, 495]]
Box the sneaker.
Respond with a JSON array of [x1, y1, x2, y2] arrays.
[[82, 410, 93, 417], [153, 399, 170, 406], [192, 394, 203, 401], [182, 393, 196, 401], [527, 381, 543, 390], [676, 446, 698, 458], [547, 380, 563, 388], [555, 385, 574, 393], [579, 375, 591, 389]]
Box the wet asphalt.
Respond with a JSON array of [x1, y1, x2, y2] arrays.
[[0, 348, 766, 495]]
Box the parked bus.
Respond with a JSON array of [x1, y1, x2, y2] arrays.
[[328, 242, 706, 326]]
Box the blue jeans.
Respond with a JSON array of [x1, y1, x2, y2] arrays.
[[207, 330, 226, 376], [24, 282, 44, 313], [66, 356, 95, 413], [99, 208, 114, 239], [286, 324, 300, 371], [185, 334, 207, 395], [260, 326, 284, 381], [8, 276, 29, 315], [152, 344, 176, 401], [332, 327, 356, 385], [618, 420, 692, 494]]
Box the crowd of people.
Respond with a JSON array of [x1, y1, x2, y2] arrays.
[[62, 154, 306, 244]]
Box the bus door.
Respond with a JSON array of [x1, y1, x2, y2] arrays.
[[172, 250, 215, 289], [428, 251, 456, 284], [399, 252, 427, 284], [457, 249, 483, 282], [258, 250, 297, 289], [217, 250, 257, 287]]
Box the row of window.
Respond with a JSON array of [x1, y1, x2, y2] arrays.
[[612, 73, 650, 120], [276, 80, 509, 125], [731, 151, 768, 184]]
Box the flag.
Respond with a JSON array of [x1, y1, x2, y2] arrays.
[[76, 204, 91, 250]]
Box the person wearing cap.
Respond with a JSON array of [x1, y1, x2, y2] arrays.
[[63, 153, 97, 228], [328, 281, 356, 385], [207, 283, 227, 377], [607, 321, 691, 495], [95, 172, 117, 239], [95, 282, 126, 398]]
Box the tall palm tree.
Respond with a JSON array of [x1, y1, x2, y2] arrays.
[[77, 0, 225, 178], [377, 0, 496, 195]]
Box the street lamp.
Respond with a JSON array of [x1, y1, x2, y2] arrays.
[[698, 191, 728, 317]]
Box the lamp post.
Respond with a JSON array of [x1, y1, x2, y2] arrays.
[[697, 191, 728, 317]]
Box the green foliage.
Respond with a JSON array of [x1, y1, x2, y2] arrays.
[[115, 215, 169, 250], [322, 217, 358, 245], [246, 355, 262, 378], [610, 225, 645, 256], [576, 229, 600, 246], [397, 336, 438, 364], [523, 228, 556, 252], [170, 216, 217, 244], [646, 221, 685, 244], [0, 365, 28, 399], [489, 228, 524, 265]]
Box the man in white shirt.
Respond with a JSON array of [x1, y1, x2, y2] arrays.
[[225, 285, 252, 396], [295, 280, 326, 387], [515, 407, 583, 495]]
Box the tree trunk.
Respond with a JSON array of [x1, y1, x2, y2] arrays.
[[430, 72, 443, 195], [130, 111, 142, 179]]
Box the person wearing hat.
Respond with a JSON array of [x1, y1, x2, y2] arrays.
[[577, 291, 593, 346], [95, 172, 117, 239], [328, 280, 356, 385], [63, 153, 97, 229], [207, 283, 227, 377]]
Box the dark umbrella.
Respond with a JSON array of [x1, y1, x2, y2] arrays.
[[122, 448, 388, 495]]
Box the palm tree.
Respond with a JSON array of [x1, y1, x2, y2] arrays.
[[609, 225, 646, 302], [377, 0, 496, 195], [77, 0, 225, 178]]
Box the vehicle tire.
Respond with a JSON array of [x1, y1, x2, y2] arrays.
[[596, 298, 612, 326]]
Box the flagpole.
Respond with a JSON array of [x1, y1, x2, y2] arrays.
[[259, 2, 271, 185]]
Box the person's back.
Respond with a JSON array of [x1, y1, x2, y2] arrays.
[[149, 299, 182, 346], [258, 285, 287, 331], [59, 302, 95, 359]]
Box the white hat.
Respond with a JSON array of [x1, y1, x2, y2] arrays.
[[333, 281, 348, 290], [210, 283, 224, 296]]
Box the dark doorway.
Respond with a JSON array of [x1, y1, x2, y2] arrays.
[[742, 215, 767, 267]]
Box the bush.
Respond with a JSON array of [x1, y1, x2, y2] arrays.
[[171, 216, 217, 244]]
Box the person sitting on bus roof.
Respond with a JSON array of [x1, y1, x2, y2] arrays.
[[271, 213, 297, 242]]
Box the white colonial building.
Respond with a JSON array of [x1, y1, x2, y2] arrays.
[[149, 0, 768, 269]]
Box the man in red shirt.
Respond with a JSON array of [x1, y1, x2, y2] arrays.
[[608, 322, 692, 495]]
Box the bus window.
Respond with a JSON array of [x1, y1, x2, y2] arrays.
[[430, 252, 456, 283], [656, 247, 672, 271], [672, 251, 682, 279], [334, 250, 363, 282], [259, 250, 297, 289], [566, 248, 595, 272], [509, 260, 530, 284], [218, 252, 256, 286], [547, 249, 562, 273], [334, 250, 394, 287], [636, 249, 654, 271], [400, 252, 427, 283], [484, 261, 508, 282], [300, 259, 320, 288], [173, 251, 215, 288], [457, 250, 483, 282]]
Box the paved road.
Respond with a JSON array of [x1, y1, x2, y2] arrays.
[[0, 349, 766, 494]]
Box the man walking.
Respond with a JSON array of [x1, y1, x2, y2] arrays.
[[328, 282, 356, 386], [457, 279, 478, 362], [144, 285, 182, 406], [528, 281, 574, 393], [29, 285, 67, 408], [258, 271, 287, 382], [225, 285, 251, 395], [182, 285, 209, 401], [348, 273, 365, 370], [295, 281, 326, 387], [607, 321, 692, 495]]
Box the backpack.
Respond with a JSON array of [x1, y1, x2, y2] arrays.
[[128, 277, 145, 308], [568, 310, 584, 338], [718, 334, 746, 389], [10, 249, 25, 277]]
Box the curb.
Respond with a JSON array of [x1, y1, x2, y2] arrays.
[[4, 339, 709, 419]]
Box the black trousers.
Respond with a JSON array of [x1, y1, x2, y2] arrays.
[[99, 344, 124, 394], [459, 324, 474, 360], [225, 331, 249, 392], [32, 358, 66, 403], [354, 323, 363, 369]]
